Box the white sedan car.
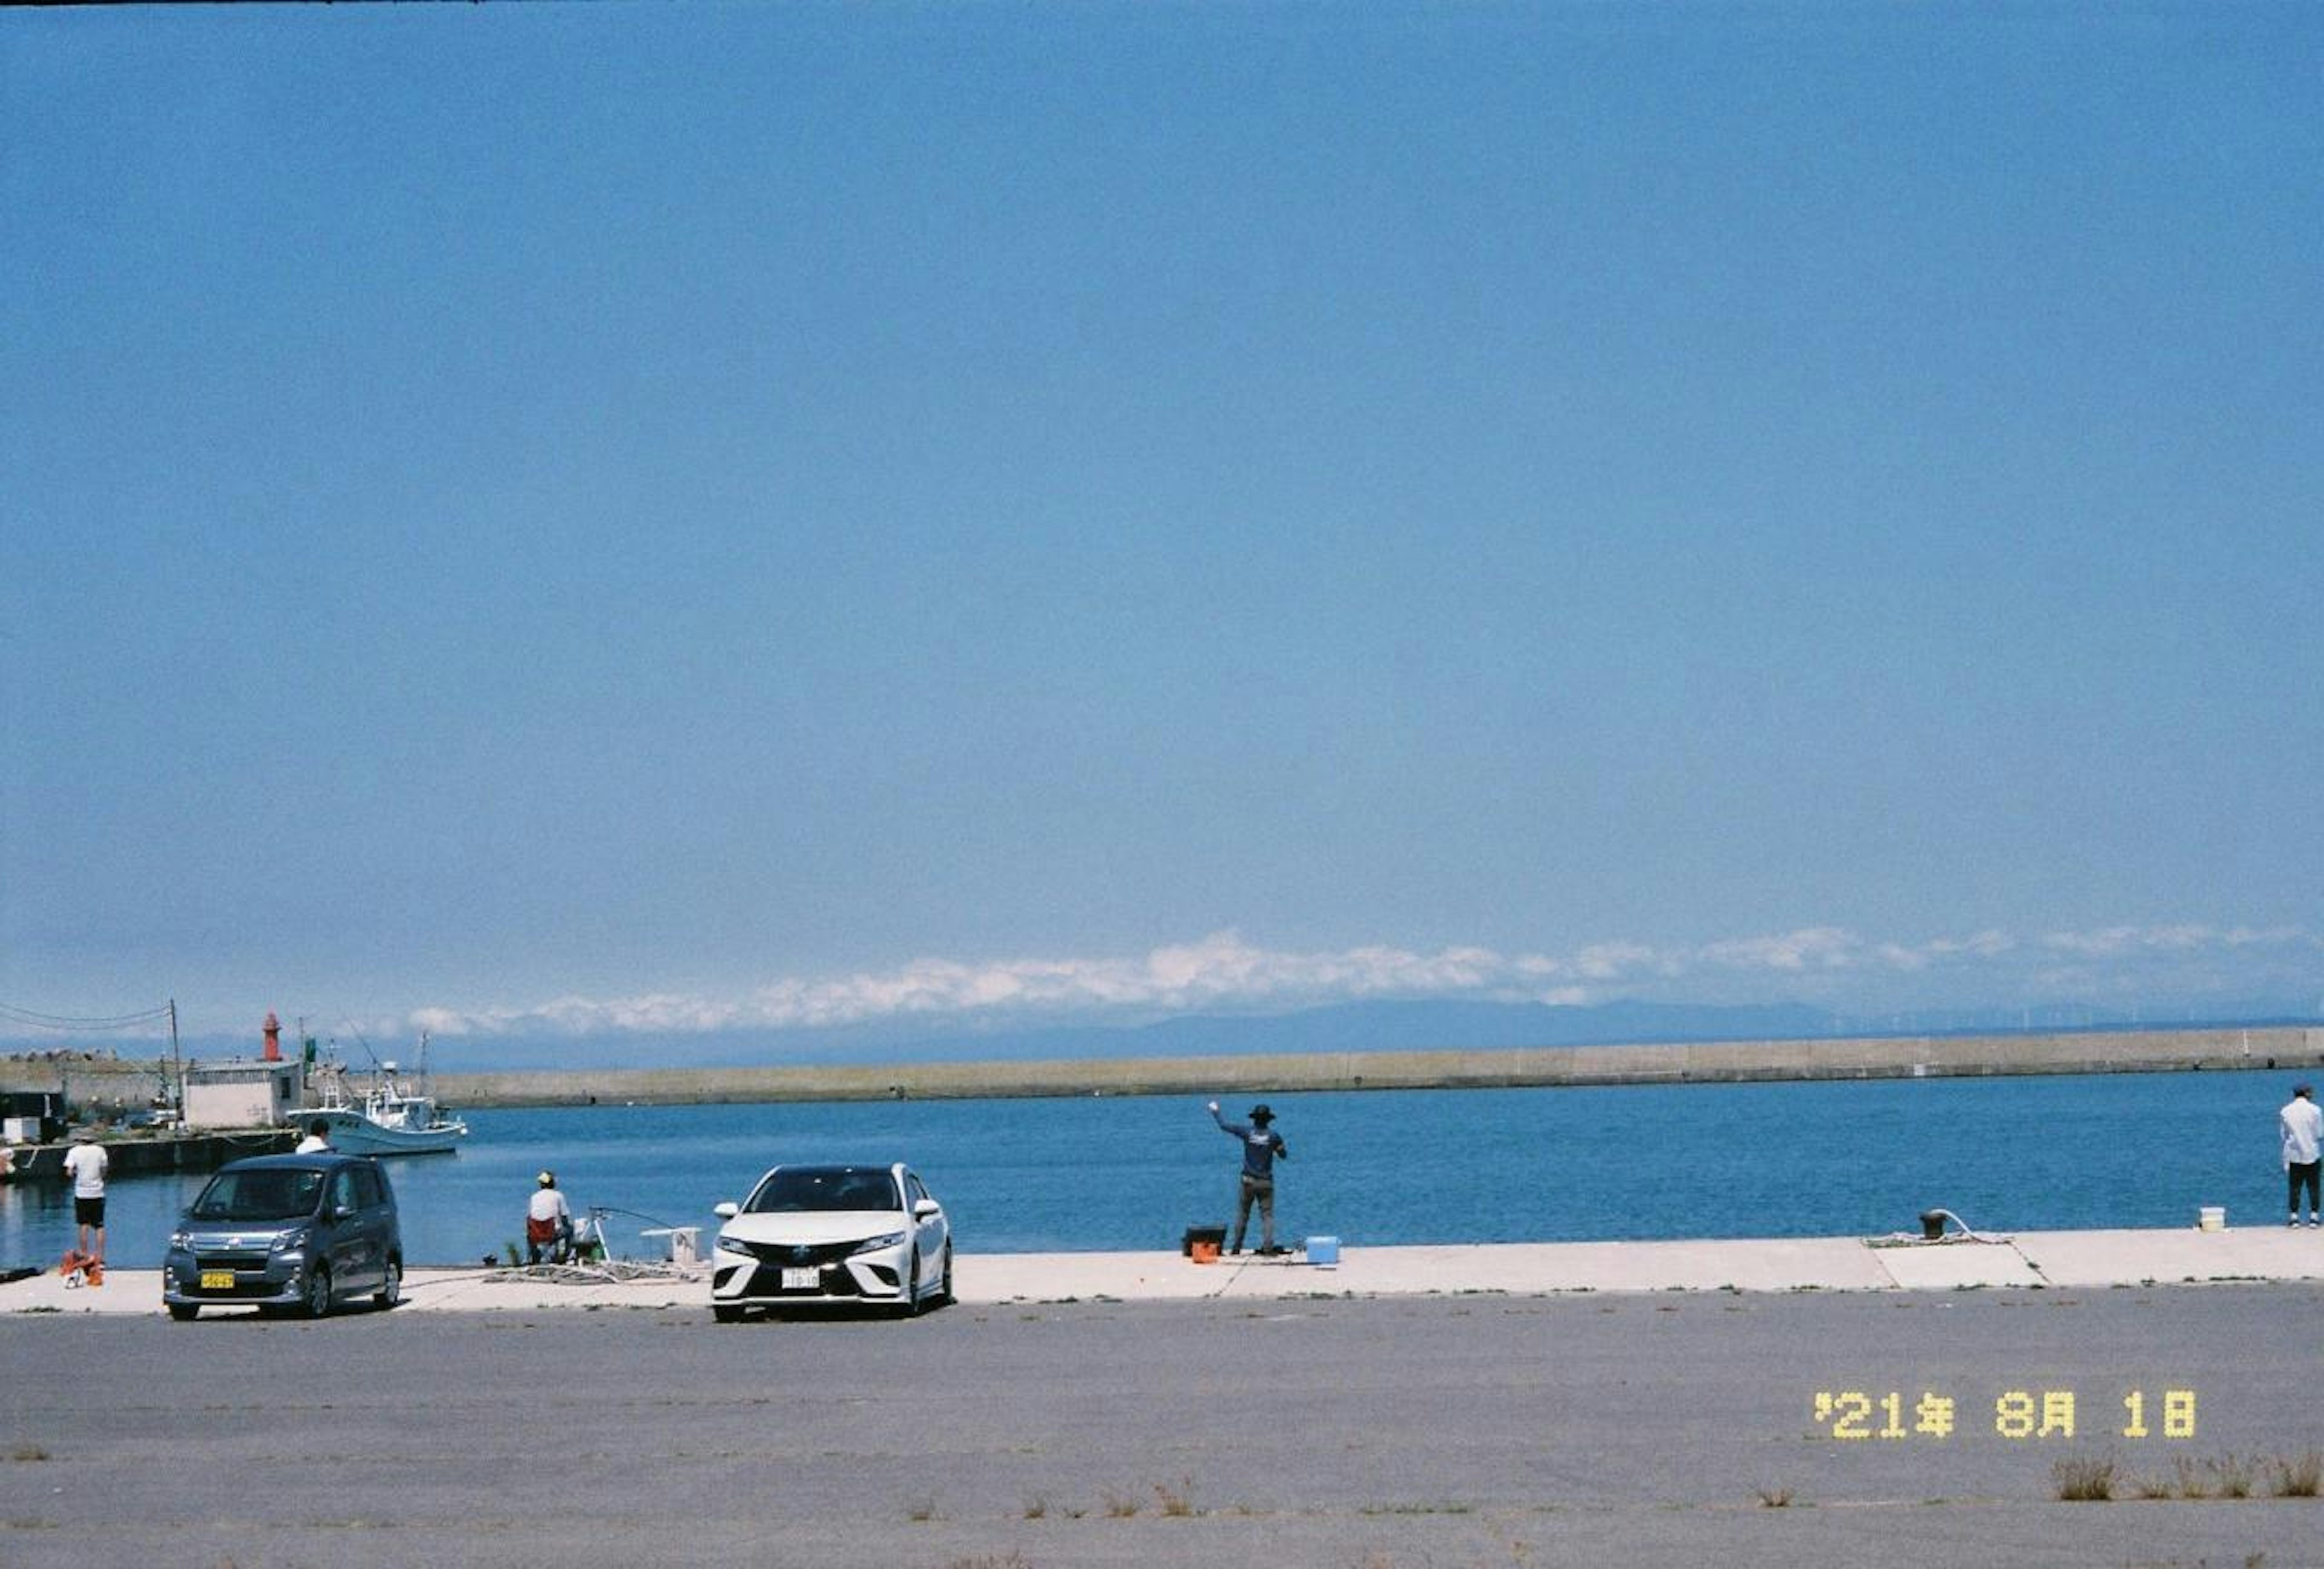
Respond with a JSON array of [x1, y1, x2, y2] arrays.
[[711, 1162, 952, 1321]]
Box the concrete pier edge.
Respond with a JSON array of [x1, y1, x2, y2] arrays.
[[8, 1225, 2323, 1316], [433, 1024, 2324, 1108], [9, 1025, 2323, 1111]]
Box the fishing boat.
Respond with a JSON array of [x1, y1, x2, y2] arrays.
[[294, 1041, 467, 1157]]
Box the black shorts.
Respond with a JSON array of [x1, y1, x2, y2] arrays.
[[74, 1195, 105, 1228]]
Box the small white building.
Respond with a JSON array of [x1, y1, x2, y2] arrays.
[[183, 1059, 304, 1130]]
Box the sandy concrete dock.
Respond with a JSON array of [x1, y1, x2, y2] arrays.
[[8, 1223, 2321, 1315], [4, 1254, 2320, 1569]]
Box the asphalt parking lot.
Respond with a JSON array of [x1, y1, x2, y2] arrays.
[[3, 1284, 2320, 1568]]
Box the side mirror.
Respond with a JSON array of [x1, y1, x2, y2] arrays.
[[330, 1204, 356, 1224], [912, 1199, 941, 1220], [713, 1202, 738, 1220]]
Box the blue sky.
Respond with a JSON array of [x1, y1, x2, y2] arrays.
[[4, 5, 2319, 1056]]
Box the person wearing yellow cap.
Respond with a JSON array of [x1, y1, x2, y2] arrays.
[[526, 1170, 574, 1264]]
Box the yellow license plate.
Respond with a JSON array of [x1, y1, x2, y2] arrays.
[[199, 1271, 235, 1290]]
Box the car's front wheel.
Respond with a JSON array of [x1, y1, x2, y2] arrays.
[[301, 1263, 333, 1320], [374, 1258, 401, 1311], [935, 1243, 953, 1306], [167, 1302, 198, 1322], [900, 1249, 924, 1317], [712, 1303, 746, 1324]]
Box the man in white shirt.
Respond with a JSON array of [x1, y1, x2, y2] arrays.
[[294, 1119, 332, 1154], [61, 1130, 110, 1265], [527, 1171, 574, 1265], [2282, 1084, 2322, 1228]]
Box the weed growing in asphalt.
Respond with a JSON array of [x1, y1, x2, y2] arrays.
[[2270, 1449, 2323, 1498], [1020, 1495, 1048, 1519], [1101, 1488, 1141, 1518], [1152, 1475, 1197, 1516], [8, 1446, 51, 1462], [2052, 1455, 2118, 1501], [2171, 1455, 2213, 1498], [904, 1496, 940, 1522], [2209, 1453, 2257, 1499], [2125, 1452, 2315, 1501], [942, 1554, 1031, 1569], [1756, 1486, 1794, 1508]]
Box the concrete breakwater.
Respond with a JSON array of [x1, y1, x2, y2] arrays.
[[435, 1024, 2322, 1109], [7, 1026, 2319, 1113], [2, 1127, 294, 1183]]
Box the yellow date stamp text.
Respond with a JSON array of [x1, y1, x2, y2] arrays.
[[1810, 1388, 2196, 1441]]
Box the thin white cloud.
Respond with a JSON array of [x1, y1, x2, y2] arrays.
[[404, 922, 2319, 1039], [1698, 927, 1860, 972]]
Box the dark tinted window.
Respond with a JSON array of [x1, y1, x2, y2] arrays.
[[192, 1169, 324, 1223], [744, 1166, 901, 1214]]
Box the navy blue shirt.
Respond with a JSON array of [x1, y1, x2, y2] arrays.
[[1212, 1107, 1287, 1178]]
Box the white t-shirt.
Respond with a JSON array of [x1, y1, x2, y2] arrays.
[[528, 1189, 571, 1225], [62, 1142, 108, 1198], [295, 1136, 330, 1153], [2282, 1097, 2323, 1167]]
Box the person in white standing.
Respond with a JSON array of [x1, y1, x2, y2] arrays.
[[61, 1129, 110, 1265], [294, 1119, 332, 1154], [2281, 1084, 2322, 1228]]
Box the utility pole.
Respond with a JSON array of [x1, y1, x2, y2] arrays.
[[168, 998, 184, 1126]]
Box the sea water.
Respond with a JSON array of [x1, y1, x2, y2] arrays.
[[0, 1070, 2296, 1270]]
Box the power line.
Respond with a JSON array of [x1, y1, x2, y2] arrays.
[[0, 1001, 176, 1033]]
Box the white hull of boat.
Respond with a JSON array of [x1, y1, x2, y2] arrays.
[[303, 1107, 466, 1157]]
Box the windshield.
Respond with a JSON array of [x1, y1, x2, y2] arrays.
[[744, 1166, 899, 1214], [190, 1168, 325, 1223]]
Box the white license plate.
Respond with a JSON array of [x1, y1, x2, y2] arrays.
[[780, 1266, 821, 1290]]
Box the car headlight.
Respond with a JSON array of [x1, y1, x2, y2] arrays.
[[167, 1229, 191, 1252], [271, 1229, 310, 1256], [715, 1235, 753, 1257], [851, 1230, 907, 1255]]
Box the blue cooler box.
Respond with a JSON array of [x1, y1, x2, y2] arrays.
[[1305, 1235, 1341, 1266]]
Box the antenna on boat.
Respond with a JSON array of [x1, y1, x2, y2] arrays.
[[339, 1021, 387, 1073]]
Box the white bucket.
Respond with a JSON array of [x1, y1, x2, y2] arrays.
[[2197, 1206, 2225, 1231]]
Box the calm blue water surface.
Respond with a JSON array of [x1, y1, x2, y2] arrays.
[[0, 1071, 2300, 1269]]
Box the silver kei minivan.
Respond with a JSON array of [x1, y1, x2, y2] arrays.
[[162, 1153, 403, 1321]]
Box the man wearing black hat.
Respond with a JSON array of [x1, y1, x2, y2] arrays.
[[1207, 1099, 1289, 1256], [2282, 1084, 2322, 1228]]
